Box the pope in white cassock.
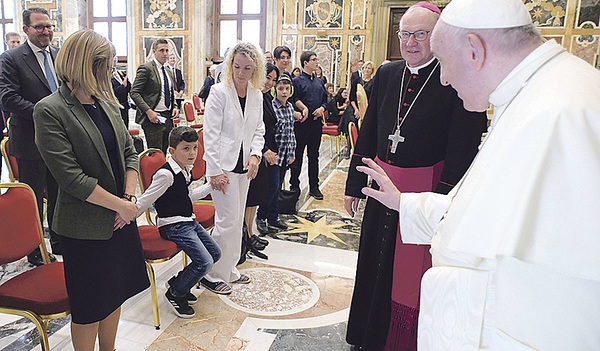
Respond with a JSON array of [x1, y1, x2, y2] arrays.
[[357, 0, 600, 349]]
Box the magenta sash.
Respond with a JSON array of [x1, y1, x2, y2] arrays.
[[375, 157, 443, 308]]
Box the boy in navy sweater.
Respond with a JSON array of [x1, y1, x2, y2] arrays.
[[136, 126, 220, 318]]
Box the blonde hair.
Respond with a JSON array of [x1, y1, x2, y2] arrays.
[[362, 60, 375, 76], [55, 29, 119, 106], [223, 42, 265, 90]]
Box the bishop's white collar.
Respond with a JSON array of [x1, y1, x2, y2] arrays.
[[407, 57, 436, 74]]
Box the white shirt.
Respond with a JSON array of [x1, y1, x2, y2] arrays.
[[399, 40, 600, 350], [136, 158, 211, 227], [27, 40, 58, 85], [153, 58, 172, 112]]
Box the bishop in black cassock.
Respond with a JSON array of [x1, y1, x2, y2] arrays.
[[345, 57, 487, 350]]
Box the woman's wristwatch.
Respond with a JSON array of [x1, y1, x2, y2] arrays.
[[123, 193, 137, 203]]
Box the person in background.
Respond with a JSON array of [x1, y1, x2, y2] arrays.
[[168, 53, 185, 110], [327, 87, 348, 127], [290, 51, 328, 200], [245, 63, 280, 254], [130, 38, 180, 154], [4, 32, 21, 50], [349, 60, 375, 120], [291, 67, 301, 78], [344, 2, 487, 349], [199, 64, 217, 100], [0, 31, 22, 175], [111, 57, 131, 128], [264, 51, 273, 63], [135, 126, 221, 319], [201, 42, 265, 295], [0, 7, 61, 265], [34, 29, 149, 351], [256, 74, 296, 234], [314, 65, 327, 85], [325, 83, 335, 103], [350, 59, 364, 88], [273, 45, 292, 77]]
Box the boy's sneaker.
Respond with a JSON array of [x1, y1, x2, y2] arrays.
[[165, 289, 196, 318], [166, 277, 198, 305]]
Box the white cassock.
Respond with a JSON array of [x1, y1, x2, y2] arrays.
[[398, 40, 600, 350]]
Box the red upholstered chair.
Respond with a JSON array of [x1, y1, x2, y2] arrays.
[[0, 182, 69, 351], [190, 131, 215, 228], [183, 102, 203, 129], [138, 149, 187, 329], [321, 110, 341, 157], [1, 137, 19, 182], [349, 121, 359, 153], [192, 94, 204, 116]]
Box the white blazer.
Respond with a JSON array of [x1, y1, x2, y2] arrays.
[[203, 81, 265, 177]]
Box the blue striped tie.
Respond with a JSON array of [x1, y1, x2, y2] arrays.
[[41, 50, 57, 92]]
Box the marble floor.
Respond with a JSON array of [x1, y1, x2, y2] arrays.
[[0, 128, 364, 350]]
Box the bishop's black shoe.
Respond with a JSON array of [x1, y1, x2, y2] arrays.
[[268, 218, 288, 230], [256, 218, 271, 234]]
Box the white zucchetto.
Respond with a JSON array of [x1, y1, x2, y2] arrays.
[[441, 0, 533, 29]]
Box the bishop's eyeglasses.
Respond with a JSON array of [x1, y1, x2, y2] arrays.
[[397, 30, 430, 42]]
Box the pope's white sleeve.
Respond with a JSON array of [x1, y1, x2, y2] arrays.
[[398, 192, 451, 244]]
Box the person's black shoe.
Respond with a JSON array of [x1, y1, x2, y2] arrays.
[[253, 235, 269, 246], [268, 218, 288, 230], [249, 235, 267, 251], [249, 246, 268, 260], [166, 277, 198, 305], [27, 253, 57, 267], [165, 289, 196, 318], [256, 219, 271, 234], [309, 188, 324, 200]]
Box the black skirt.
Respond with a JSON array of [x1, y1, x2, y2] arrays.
[[60, 221, 150, 324], [245, 159, 269, 207]]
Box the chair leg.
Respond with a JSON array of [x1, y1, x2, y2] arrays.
[[329, 136, 334, 158], [20, 310, 50, 351], [146, 261, 160, 330], [183, 252, 188, 267]]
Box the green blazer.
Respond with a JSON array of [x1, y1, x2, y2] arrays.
[[33, 84, 139, 240], [130, 60, 175, 125]]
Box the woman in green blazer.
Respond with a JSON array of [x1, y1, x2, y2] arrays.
[[34, 29, 149, 351]]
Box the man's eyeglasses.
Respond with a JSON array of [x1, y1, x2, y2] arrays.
[[397, 30, 430, 42], [310, 57, 319, 62], [29, 24, 55, 32]]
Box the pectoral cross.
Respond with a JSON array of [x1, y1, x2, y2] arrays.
[[388, 127, 405, 153]]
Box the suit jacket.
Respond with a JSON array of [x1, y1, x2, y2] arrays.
[[0, 42, 60, 160], [33, 84, 139, 240], [203, 81, 265, 177], [172, 66, 185, 92], [130, 60, 176, 125]]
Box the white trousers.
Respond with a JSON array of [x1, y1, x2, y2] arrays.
[[205, 171, 250, 283]]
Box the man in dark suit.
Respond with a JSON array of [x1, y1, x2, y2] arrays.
[[111, 58, 131, 128], [0, 7, 60, 265], [350, 59, 364, 87], [130, 38, 179, 154], [168, 54, 185, 110]]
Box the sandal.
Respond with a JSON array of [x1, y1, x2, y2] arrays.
[[199, 278, 232, 295], [232, 274, 252, 284]]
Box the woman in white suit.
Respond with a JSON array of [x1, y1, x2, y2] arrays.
[[201, 42, 265, 293]]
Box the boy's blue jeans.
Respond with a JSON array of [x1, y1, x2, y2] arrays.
[[159, 220, 221, 297], [257, 164, 286, 221]]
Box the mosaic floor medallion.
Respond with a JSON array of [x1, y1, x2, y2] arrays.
[[219, 267, 320, 316]]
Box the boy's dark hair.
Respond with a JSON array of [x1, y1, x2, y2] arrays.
[[300, 51, 316, 68], [152, 38, 169, 50], [169, 126, 198, 148], [276, 74, 292, 87], [273, 45, 291, 59], [23, 7, 50, 26]]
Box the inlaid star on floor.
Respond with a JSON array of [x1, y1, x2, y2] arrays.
[[278, 214, 359, 245]]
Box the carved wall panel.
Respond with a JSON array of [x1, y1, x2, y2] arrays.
[[571, 34, 599, 68], [575, 0, 600, 28], [304, 0, 344, 28], [22, 0, 63, 32], [303, 35, 342, 87], [524, 0, 567, 27], [143, 0, 184, 30], [349, 0, 368, 29]]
